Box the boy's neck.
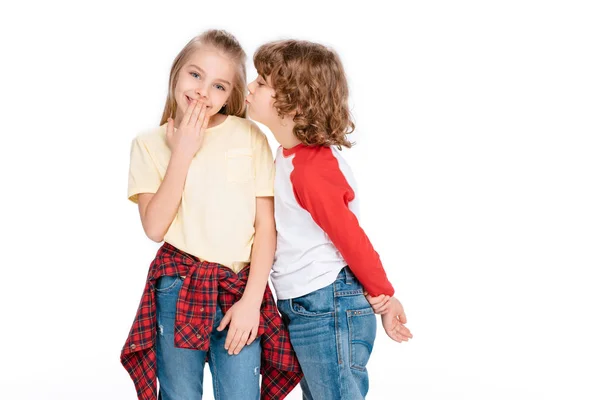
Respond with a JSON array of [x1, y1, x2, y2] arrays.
[[271, 115, 302, 149], [280, 135, 302, 150]]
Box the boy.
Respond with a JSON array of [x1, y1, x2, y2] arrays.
[[246, 40, 412, 399]]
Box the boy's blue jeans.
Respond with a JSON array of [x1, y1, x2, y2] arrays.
[[155, 275, 261, 400], [277, 267, 377, 400]]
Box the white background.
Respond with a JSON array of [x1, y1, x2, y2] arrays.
[[1, 0, 599, 399]]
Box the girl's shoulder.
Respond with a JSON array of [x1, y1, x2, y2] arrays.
[[135, 123, 166, 140], [223, 116, 268, 141], [225, 115, 256, 131], [132, 124, 168, 147]]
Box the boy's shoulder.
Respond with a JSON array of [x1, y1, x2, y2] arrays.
[[285, 145, 351, 182], [286, 145, 346, 166]]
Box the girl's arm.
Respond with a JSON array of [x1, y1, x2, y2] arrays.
[[137, 151, 193, 242], [217, 196, 276, 355], [138, 102, 208, 242], [242, 196, 276, 306]]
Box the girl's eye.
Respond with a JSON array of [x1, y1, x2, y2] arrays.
[[191, 72, 200, 79], [257, 82, 264, 87], [215, 84, 225, 91]]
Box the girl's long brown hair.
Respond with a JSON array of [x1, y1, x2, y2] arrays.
[[160, 30, 247, 125]]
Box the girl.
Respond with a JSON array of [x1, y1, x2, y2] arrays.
[[120, 30, 301, 400]]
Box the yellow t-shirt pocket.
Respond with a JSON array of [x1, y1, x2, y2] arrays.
[[226, 148, 253, 182]]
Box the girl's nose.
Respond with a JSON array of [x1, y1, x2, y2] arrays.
[[247, 81, 255, 93], [195, 85, 209, 99]]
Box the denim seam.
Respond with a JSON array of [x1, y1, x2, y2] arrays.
[[335, 295, 347, 400], [334, 289, 364, 297], [210, 340, 221, 400], [334, 295, 343, 367]]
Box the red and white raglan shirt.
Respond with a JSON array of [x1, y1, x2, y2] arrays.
[[271, 143, 395, 300]]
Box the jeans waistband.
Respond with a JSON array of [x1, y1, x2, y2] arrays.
[[336, 266, 357, 284]]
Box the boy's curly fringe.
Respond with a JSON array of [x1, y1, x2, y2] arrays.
[[254, 40, 355, 148]]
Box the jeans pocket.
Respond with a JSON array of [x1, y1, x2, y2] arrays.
[[155, 275, 183, 294], [290, 285, 335, 317], [347, 307, 376, 371]]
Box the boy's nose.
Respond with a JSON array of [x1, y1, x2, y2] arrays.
[[247, 81, 255, 93]]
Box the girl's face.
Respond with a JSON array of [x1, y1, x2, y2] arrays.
[[246, 75, 279, 128], [174, 46, 236, 123]]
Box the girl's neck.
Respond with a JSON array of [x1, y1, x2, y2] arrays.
[[207, 113, 228, 128]]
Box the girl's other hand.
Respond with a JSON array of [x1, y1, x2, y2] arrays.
[[216, 299, 261, 356]]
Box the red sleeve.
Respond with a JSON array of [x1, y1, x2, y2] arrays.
[[290, 151, 395, 297]]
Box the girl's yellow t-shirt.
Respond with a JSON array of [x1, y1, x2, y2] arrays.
[[128, 116, 275, 272]]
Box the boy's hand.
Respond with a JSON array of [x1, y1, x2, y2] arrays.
[[217, 299, 260, 355], [380, 297, 413, 343], [366, 293, 391, 314]]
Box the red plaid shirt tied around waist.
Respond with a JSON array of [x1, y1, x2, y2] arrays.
[[121, 243, 302, 399]]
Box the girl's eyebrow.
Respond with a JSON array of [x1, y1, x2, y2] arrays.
[[189, 64, 231, 86]]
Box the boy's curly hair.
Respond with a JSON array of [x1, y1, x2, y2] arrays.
[[254, 40, 355, 148]]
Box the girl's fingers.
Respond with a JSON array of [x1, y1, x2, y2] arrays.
[[247, 326, 258, 345], [197, 104, 209, 130], [202, 110, 209, 130], [224, 327, 236, 350], [217, 310, 232, 331], [233, 331, 250, 355], [227, 329, 244, 355], [187, 100, 202, 126], [183, 100, 197, 125]]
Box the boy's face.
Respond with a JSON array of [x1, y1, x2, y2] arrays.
[[246, 75, 280, 128]]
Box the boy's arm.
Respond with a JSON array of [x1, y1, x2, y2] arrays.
[[292, 162, 395, 297]]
